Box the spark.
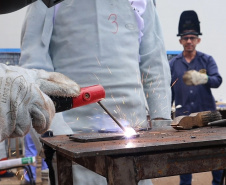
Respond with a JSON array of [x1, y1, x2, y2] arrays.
[[139, 119, 146, 125], [16, 171, 19, 176], [134, 117, 140, 126], [141, 72, 144, 84], [171, 78, 178, 87], [154, 73, 160, 85], [161, 105, 168, 111], [111, 94, 116, 103], [21, 175, 24, 181], [146, 92, 149, 98], [12, 151, 16, 155], [149, 81, 153, 88], [107, 66, 112, 74], [95, 56, 101, 66], [92, 73, 100, 81], [122, 99, 125, 104], [114, 110, 117, 114], [157, 80, 162, 88], [116, 105, 121, 113], [77, 117, 79, 120]]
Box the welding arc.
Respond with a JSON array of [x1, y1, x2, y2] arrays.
[[97, 102, 126, 132]]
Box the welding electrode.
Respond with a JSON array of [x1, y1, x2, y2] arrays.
[[97, 102, 126, 132]]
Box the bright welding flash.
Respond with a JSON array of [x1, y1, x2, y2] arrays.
[[124, 127, 137, 138]]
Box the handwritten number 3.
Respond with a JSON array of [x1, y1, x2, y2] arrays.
[[108, 14, 118, 34]]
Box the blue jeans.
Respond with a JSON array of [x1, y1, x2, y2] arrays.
[[180, 170, 223, 185], [24, 133, 48, 182]]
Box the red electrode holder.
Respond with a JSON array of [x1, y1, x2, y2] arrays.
[[72, 85, 105, 107], [50, 85, 105, 113]]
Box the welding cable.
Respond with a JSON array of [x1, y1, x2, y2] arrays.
[[24, 165, 35, 185], [42, 130, 56, 185], [43, 144, 55, 185], [0, 165, 35, 185]]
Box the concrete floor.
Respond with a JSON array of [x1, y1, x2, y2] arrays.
[[152, 172, 213, 185]]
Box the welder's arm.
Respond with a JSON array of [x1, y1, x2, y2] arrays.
[[0, 63, 80, 142], [139, 0, 172, 120]]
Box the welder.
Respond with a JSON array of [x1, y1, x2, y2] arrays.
[[0, 0, 172, 184], [18, 0, 172, 185]]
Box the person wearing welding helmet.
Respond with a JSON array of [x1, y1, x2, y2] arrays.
[[170, 10, 223, 185], [19, 0, 172, 184]]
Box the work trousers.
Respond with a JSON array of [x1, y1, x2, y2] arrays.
[[180, 170, 223, 185], [24, 133, 48, 182]]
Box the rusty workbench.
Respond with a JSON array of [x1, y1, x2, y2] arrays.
[[40, 126, 226, 185]]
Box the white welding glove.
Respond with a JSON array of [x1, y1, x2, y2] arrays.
[[183, 70, 208, 86], [0, 63, 80, 141]]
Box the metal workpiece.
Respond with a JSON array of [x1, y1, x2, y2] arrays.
[[41, 127, 226, 185], [171, 111, 222, 130], [41, 127, 226, 158]]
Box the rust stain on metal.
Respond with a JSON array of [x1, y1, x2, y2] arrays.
[[41, 127, 226, 159]]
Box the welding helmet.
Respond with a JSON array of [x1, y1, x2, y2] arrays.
[[0, 0, 63, 14], [177, 10, 202, 36]]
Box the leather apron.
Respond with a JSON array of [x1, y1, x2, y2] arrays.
[[50, 0, 149, 133]]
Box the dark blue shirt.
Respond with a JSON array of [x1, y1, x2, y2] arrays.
[[170, 51, 222, 117]]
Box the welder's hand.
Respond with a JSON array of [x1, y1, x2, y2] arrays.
[[183, 70, 208, 86], [0, 63, 80, 141]]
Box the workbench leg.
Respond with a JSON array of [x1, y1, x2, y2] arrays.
[[56, 151, 73, 185], [106, 156, 138, 185]]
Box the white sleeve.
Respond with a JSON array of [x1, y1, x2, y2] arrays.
[[139, 0, 172, 120], [19, 0, 55, 71]]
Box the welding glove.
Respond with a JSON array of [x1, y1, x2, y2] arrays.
[[183, 70, 208, 86], [0, 63, 80, 142]]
